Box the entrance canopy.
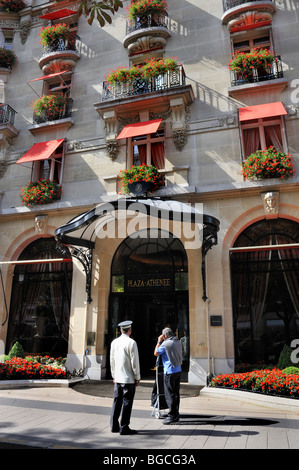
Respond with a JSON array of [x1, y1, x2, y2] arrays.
[[55, 198, 220, 302], [55, 198, 219, 248]]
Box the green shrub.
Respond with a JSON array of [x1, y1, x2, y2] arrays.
[[282, 367, 299, 375], [0, 354, 10, 362], [277, 344, 294, 369], [8, 342, 25, 359]]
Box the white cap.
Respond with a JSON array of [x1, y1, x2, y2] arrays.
[[118, 320, 133, 328]]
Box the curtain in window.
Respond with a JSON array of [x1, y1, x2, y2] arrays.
[[231, 237, 272, 363], [275, 235, 299, 316], [136, 144, 146, 165], [264, 124, 283, 152], [151, 142, 164, 169], [243, 127, 260, 157]]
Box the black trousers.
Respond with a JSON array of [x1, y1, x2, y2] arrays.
[[164, 372, 181, 419], [110, 382, 136, 432]]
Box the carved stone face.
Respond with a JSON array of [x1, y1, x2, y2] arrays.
[[34, 215, 47, 234], [262, 191, 279, 214]]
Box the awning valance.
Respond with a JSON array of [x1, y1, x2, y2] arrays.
[[39, 9, 77, 20], [116, 119, 162, 140], [239, 102, 287, 122], [16, 139, 65, 164]]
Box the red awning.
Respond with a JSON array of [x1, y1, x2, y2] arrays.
[[116, 119, 162, 140], [239, 102, 287, 122], [28, 70, 71, 83], [39, 9, 77, 20], [16, 139, 65, 164]]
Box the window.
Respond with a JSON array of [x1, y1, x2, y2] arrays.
[[233, 33, 271, 54], [43, 76, 72, 99], [230, 30, 282, 85], [241, 116, 287, 157], [129, 129, 165, 169], [31, 143, 64, 183], [6, 238, 72, 357], [231, 218, 299, 367], [1, 29, 14, 50]]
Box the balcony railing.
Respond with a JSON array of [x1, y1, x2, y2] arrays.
[[33, 98, 73, 124], [223, 0, 274, 12], [126, 13, 168, 35], [40, 35, 81, 57], [230, 55, 283, 86], [0, 103, 16, 126], [102, 66, 186, 102]]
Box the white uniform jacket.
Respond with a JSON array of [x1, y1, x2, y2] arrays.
[[110, 333, 141, 384]]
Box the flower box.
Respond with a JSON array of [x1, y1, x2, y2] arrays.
[[128, 0, 167, 21], [32, 94, 70, 122], [118, 164, 164, 195], [105, 57, 179, 85], [0, 0, 26, 13], [21, 179, 62, 207], [229, 48, 279, 83], [0, 357, 67, 380], [39, 23, 74, 48], [0, 47, 16, 69], [241, 147, 295, 181], [209, 368, 299, 399]]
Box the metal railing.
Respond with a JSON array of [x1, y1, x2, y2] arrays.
[[102, 65, 186, 102], [33, 98, 73, 124], [40, 34, 81, 57], [0, 103, 17, 126], [223, 0, 274, 12], [230, 55, 283, 86], [126, 13, 169, 35]]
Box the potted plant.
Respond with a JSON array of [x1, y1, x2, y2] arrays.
[[0, 0, 26, 12], [20, 179, 62, 207], [241, 147, 295, 181], [32, 94, 69, 121], [39, 23, 73, 48], [118, 163, 164, 195], [0, 47, 16, 68], [229, 48, 278, 79], [128, 0, 167, 21]]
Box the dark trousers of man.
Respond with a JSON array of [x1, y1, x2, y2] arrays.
[[164, 372, 180, 420], [110, 382, 136, 432]]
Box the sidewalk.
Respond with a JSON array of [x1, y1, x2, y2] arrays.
[[0, 380, 299, 450]]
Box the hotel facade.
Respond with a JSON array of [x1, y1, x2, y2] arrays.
[[0, 0, 298, 384]]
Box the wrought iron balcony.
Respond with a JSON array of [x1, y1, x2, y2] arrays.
[[230, 55, 283, 86], [223, 0, 274, 12], [33, 98, 73, 124], [0, 103, 16, 126], [102, 66, 186, 102], [125, 13, 168, 35], [40, 34, 81, 57]]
